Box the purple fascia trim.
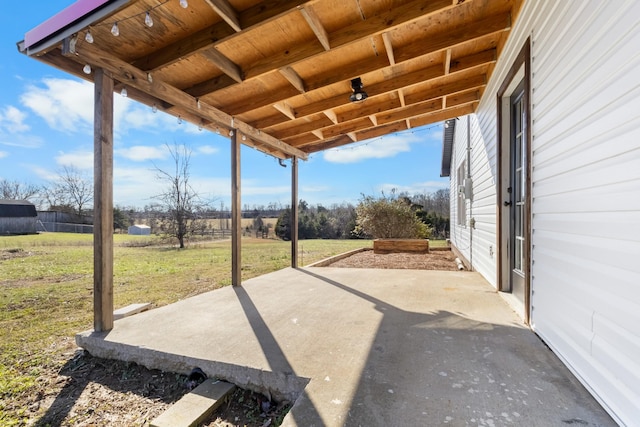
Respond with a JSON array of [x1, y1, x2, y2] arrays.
[[24, 0, 111, 49]]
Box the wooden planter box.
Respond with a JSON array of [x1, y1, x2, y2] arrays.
[[373, 238, 429, 254]]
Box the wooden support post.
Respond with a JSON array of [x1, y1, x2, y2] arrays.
[[231, 130, 242, 286], [93, 68, 114, 332], [291, 156, 299, 268]]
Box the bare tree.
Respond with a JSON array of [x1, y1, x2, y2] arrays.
[[0, 179, 40, 202], [44, 166, 93, 215], [154, 143, 210, 248]]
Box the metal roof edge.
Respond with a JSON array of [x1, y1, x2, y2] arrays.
[[19, 0, 132, 56], [440, 118, 457, 177]]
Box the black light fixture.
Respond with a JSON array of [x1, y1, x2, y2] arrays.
[[350, 77, 368, 102]]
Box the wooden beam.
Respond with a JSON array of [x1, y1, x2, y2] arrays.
[[204, 0, 242, 32], [323, 110, 337, 124], [444, 48, 452, 74], [283, 132, 319, 146], [310, 129, 323, 139], [225, 54, 389, 115], [336, 97, 403, 123], [66, 43, 307, 159], [227, 44, 492, 119], [131, 0, 310, 72], [279, 66, 306, 93], [394, 12, 511, 64], [403, 72, 486, 105], [93, 68, 114, 332], [267, 113, 333, 137], [291, 157, 299, 268], [244, 0, 452, 79], [273, 102, 296, 120], [293, 63, 444, 119], [376, 98, 442, 125], [227, 22, 500, 115], [382, 32, 395, 65], [231, 130, 241, 286], [321, 117, 372, 139], [304, 134, 353, 152], [446, 89, 480, 107], [299, 6, 330, 50], [355, 120, 408, 141], [183, 74, 237, 98], [398, 90, 406, 107], [409, 102, 477, 128], [200, 48, 243, 83]]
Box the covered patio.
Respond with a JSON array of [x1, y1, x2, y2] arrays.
[[18, 0, 523, 331], [77, 267, 614, 426], [17, 1, 616, 425]]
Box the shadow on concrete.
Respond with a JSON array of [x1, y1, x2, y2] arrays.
[[298, 268, 615, 427], [233, 286, 323, 425]]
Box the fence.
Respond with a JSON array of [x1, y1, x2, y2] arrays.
[[37, 221, 93, 234]]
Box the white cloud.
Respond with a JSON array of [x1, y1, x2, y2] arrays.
[[197, 145, 219, 155], [20, 78, 132, 134], [0, 105, 30, 133], [116, 145, 167, 161], [21, 78, 94, 133], [55, 150, 93, 169], [113, 166, 163, 206], [0, 150, 8, 158], [301, 185, 329, 193], [30, 165, 59, 181], [0, 134, 43, 149], [377, 180, 449, 195], [323, 134, 419, 164]]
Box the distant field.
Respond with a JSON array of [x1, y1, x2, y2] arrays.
[[0, 233, 369, 424], [129, 217, 279, 230]]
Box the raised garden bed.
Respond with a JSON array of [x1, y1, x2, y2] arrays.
[[373, 238, 429, 254]]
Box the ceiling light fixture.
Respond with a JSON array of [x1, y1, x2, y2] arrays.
[[349, 77, 368, 102]]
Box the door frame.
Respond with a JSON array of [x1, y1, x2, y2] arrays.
[[496, 38, 532, 324]]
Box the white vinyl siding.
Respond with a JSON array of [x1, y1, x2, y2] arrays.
[[448, 1, 640, 424]]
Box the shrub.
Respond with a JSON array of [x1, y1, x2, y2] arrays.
[[354, 193, 431, 239]]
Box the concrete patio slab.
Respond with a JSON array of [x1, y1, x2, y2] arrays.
[[77, 267, 615, 426]]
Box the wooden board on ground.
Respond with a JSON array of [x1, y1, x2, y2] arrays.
[[151, 379, 235, 427]]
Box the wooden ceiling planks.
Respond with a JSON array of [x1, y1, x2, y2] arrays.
[[22, 0, 523, 159]]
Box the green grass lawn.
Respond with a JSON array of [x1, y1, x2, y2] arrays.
[[0, 233, 371, 425], [0, 233, 448, 425]]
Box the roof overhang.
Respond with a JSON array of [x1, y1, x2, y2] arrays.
[[18, 0, 523, 160]]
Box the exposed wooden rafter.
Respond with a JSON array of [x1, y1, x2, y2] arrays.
[[200, 48, 243, 83], [62, 41, 306, 159], [20, 0, 522, 157], [299, 6, 330, 50], [131, 0, 311, 72], [204, 0, 242, 32]]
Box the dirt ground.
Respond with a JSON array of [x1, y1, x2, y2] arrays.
[[26, 347, 289, 427], [327, 248, 459, 270], [20, 248, 457, 426]]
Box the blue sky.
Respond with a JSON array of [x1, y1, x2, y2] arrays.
[[1, 1, 448, 210]]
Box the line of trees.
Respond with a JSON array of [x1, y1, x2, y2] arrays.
[[274, 190, 450, 241], [2, 142, 450, 246]]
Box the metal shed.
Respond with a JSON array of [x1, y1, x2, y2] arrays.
[[0, 200, 38, 235], [127, 224, 151, 235]]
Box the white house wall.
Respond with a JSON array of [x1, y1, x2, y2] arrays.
[[448, 1, 640, 425]]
